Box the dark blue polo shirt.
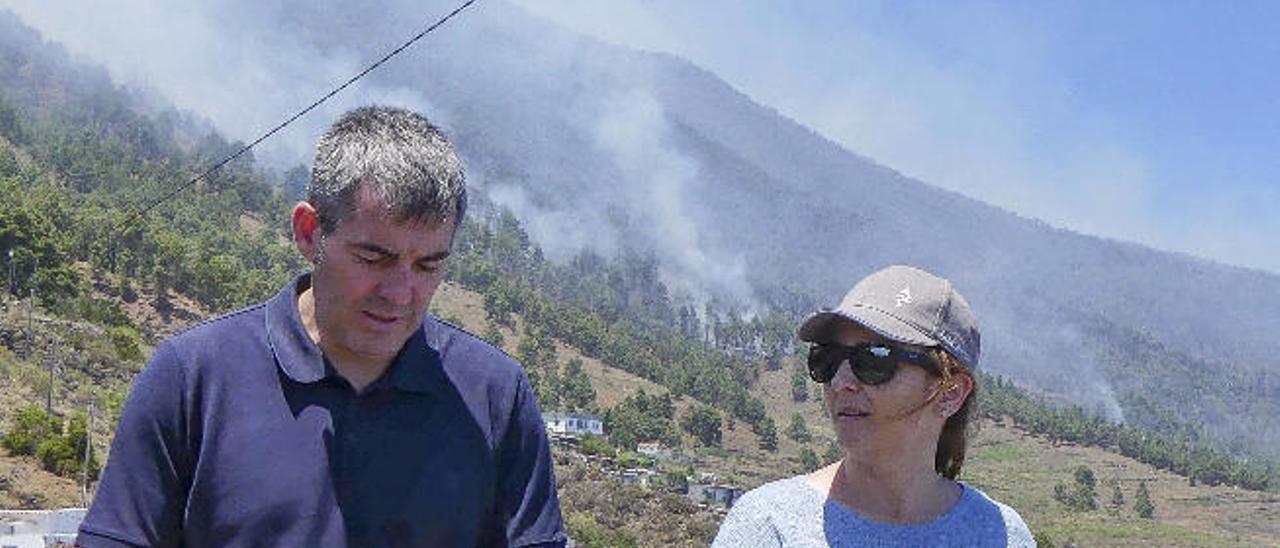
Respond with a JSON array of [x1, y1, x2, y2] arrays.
[[78, 275, 566, 547]]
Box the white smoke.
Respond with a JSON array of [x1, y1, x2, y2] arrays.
[[1, 0, 757, 304], [588, 88, 754, 303]]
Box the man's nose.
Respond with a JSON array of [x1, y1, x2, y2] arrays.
[[378, 265, 415, 306]]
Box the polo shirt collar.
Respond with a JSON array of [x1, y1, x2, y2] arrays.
[[382, 327, 439, 394], [265, 274, 441, 394]]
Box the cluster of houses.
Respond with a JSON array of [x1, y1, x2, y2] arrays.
[[0, 508, 82, 547], [541, 412, 744, 509]]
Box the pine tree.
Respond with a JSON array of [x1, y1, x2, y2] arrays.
[[799, 447, 819, 472], [680, 405, 722, 447], [1072, 466, 1098, 510], [482, 319, 505, 348], [560, 358, 596, 411], [791, 362, 809, 402], [756, 417, 778, 452], [787, 413, 811, 443], [1134, 481, 1155, 519], [823, 439, 843, 465]]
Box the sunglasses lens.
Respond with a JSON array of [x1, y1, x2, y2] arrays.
[[807, 343, 909, 385], [849, 347, 898, 385], [807, 345, 840, 383]]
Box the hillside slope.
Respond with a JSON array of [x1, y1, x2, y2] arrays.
[[0, 230, 1274, 546], [431, 281, 1280, 548], [128, 0, 1280, 457], [0, 8, 1275, 545]]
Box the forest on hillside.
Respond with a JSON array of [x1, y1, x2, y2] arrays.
[[0, 8, 1275, 499]]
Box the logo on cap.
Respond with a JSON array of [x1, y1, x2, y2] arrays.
[[895, 287, 912, 308]]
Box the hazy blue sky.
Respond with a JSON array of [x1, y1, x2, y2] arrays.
[[516, 0, 1280, 274]]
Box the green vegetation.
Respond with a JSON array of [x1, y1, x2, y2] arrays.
[[1, 405, 58, 456], [578, 435, 616, 459], [2, 405, 99, 480], [755, 417, 778, 452], [1134, 481, 1155, 519], [559, 358, 596, 412], [1110, 481, 1125, 511], [481, 319, 505, 348], [449, 209, 788, 436], [971, 440, 1026, 464], [0, 42, 304, 318], [680, 405, 723, 448], [1054, 465, 1098, 511], [790, 361, 808, 402], [564, 511, 638, 548], [822, 439, 842, 465], [556, 458, 721, 547], [0, 16, 1275, 545], [786, 412, 811, 443], [798, 447, 819, 472], [604, 390, 680, 451], [982, 374, 1277, 491]]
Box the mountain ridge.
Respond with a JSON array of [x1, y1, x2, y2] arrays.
[[3, 2, 1278, 456]]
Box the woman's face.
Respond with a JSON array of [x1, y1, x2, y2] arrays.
[[822, 321, 945, 455]]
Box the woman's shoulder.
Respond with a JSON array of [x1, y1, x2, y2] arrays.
[[957, 483, 1036, 546], [711, 476, 823, 548], [734, 475, 820, 509]]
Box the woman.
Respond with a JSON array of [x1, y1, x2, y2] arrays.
[[713, 265, 1034, 547]]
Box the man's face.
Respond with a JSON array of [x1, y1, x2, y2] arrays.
[[298, 194, 453, 368]]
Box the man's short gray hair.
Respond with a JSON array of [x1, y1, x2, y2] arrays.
[[309, 106, 467, 234]]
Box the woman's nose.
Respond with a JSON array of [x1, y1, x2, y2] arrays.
[[829, 360, 865, 392]]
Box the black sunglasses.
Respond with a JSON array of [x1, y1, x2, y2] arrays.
[[807, 342, 938, 385]]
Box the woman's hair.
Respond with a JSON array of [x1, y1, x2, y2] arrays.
[[930, 349, 977, 480]]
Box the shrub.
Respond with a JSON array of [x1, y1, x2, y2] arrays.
[[2, 406, 99, 480], [108, 325, 144, 362], [579, 434, 616, 458], [2, 405, 59, 456]]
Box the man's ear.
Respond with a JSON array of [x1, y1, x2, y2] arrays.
[[292, 202, 322, 264]]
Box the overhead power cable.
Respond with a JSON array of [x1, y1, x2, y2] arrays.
[[113, 0, 480, 233]]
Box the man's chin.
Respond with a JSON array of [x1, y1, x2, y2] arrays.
[[362, 335, 412, 355]]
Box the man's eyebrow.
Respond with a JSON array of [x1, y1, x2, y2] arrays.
[[417, 250, 451, 262], [349, 242, 394, 256], [348, 242, 450, 262]]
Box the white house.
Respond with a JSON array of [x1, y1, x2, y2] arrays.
[[542, 412, 604, 437]]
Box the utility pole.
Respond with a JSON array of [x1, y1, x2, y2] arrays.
[[46, 341, 54, 414], [27, 286, 33, 354], [81, 402, 93, 507], [27, 255, 36, 357]]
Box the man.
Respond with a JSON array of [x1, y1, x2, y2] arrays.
[[78, 107, 567, 547]]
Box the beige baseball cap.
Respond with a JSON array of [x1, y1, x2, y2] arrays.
[[797, 265, 981, 370]]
